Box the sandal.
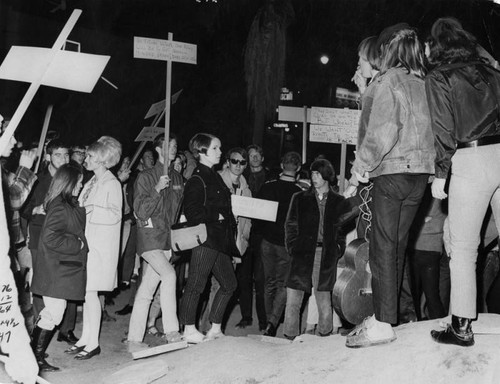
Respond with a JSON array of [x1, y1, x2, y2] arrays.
[[146, 326, 164, 337]]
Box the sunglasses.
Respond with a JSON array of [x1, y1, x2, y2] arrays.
[[229, 158, 247, 166]]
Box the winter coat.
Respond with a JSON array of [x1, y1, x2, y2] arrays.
[[79, 170, 122, 291], [31, 195, 88, 300], [285, 188, 355, 293]]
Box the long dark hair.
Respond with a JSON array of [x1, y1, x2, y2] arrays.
[[427, 17, 478, 65], [44, 163, 83, 209]]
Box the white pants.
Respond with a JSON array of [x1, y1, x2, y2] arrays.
[[38, 297, 66, 330]]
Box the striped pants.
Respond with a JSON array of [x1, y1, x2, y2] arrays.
[[179, 245, 237, 325]]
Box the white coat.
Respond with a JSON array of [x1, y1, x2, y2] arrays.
[[79, 170, 122, 291]]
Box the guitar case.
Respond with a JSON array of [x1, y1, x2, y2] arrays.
[[332, 238, 374, 325]]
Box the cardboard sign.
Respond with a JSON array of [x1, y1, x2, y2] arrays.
[[278, 105, 311, 123], [231, 195, 278, 222], [135, 126, 165, 142], [133, 37, 197, 65], [310, 124, 358, 145], [144, 89, 183, 119], [0, 46, 110, 93], [311, 107, 360, 128]]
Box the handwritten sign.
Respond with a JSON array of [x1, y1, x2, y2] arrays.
[[311, 107, 360, 127], [134, 37, 197, 65], [231, 195, 278, 222], [310, 124, 358, 145], [135, 126, 165, 142]]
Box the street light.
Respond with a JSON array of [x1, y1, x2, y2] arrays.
[[320, 55, 329, 65]]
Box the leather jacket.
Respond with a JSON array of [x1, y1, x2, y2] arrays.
[[352, 67, 435, 179], [425, 61, 500, 178]]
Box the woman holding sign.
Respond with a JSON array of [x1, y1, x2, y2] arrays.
[[179, 133, 239, 343]]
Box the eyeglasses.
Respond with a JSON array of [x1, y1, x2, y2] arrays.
[[229, 158, 247, 166]]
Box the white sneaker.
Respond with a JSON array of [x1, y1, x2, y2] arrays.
[[205, 329, 225, 341], [183, 329, 205, 344]]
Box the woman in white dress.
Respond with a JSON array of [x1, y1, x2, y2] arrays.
[[66, 136, 122, 360]]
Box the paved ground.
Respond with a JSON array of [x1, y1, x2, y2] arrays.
[[2, 286, 500, 384]]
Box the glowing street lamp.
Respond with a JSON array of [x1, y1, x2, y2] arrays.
[[320, 55, 329, 65]]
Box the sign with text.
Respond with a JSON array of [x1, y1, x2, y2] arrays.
[[135, 126, 165, 142], [309, 124, 358, 145], [133, 37, 197, 65], [231, 195, 278, 222], [311, 107, 360, 127]]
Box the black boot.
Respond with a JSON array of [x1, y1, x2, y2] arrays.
[[31, 326, 60, 372], [431, 315, 474, 347]]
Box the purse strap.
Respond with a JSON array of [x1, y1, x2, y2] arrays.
[[174, 174, 206, 224]]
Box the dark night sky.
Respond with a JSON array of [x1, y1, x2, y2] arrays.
[[1, 0, 499, 166]]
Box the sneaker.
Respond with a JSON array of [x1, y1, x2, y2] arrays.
[[205, 329, 225, 341], [183, 329, 205, 344]]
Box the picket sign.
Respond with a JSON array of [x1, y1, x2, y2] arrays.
[[134, 34, 196, 174]]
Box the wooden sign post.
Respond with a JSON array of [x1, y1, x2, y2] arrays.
[[278, 105, 360, 194], [0, 9, 110, 155], [134, 35, 196, 174]]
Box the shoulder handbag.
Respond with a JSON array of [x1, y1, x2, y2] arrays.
[[170, 175, 207, 252]]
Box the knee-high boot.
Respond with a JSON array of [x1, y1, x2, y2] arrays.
[[31, 326, 60, 372], [431, 315, 474, 347]]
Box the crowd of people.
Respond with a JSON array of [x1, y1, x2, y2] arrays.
[[0, 16, 500, 383]]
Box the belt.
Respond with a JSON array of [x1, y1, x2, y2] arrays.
[[457, 135, 500, 149]]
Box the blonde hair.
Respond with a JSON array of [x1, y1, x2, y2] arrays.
[[379, 28, 426, 78], [87, 136, 122, 169]]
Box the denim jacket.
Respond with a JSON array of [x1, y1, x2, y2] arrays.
[[352, 67, 435, 179]]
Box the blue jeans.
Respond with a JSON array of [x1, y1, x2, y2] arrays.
[[370, 173, 428, 324], [448, 144, 500, 318], [260, 239, 291, 326], [284, 247, 332, 337]]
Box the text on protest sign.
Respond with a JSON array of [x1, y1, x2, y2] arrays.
[[133, 37, 197, 65], [231, 195, 278, 222], [309, 107, 360, 145]]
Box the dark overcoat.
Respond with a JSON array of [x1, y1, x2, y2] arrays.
[[31, 195, 88, 301], [285, 188, 355, 293]]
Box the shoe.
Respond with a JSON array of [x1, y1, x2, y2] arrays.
[[122, 339, 150, 353], [102, 309, 116, 322], [183, 329, 205, 344], [65, 344, 85, 354], [431, 315, 474, 347], [345, 320, 396, 348], [31, 326, 60, 372], [57, 330, 79, 344], [74, 346, 101, 360], [235, 318, 253, 329], [263, 323, 276, 337], [115, 304, 133, 316], [205, 329, 225, 341]]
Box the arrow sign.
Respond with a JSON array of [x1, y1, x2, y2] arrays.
[[144, 89, 183, 119]]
